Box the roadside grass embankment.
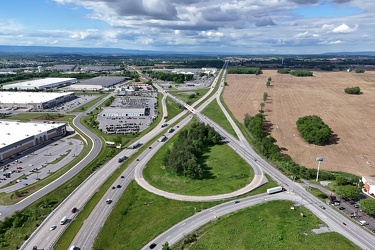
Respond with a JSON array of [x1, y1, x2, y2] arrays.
[[175, 200, 359, 250]]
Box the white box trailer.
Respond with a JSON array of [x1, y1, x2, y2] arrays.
[[267, 186, 283, 195]]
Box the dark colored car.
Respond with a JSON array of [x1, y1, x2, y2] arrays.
[[149, 243, 157, 249], [117, 184, 122, 188], [234, 200, 240, 204], [112, 186, 116, 189], [121, 175, 124, 178], [339, 207, 345, 210], [71, 207, 77, 213], [319, 205, 326, 210]]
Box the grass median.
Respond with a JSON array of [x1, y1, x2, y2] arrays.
[[175, 200, 359, 250]]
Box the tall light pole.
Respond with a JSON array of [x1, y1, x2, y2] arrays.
[[316, 157, 324, 182]]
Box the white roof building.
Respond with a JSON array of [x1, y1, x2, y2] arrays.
[[0, 121, 66, 160], [2, 78, 77, 90], [0, 92, 75, 109]]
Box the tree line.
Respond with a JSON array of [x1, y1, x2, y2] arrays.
[[145, 70, 194, 83], [227, 67, 261, 75], [296, 115, 332, 145], [163, 122, 222, 179], [277, 68, 313, 76]]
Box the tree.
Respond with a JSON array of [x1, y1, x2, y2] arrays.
[[359, 199, 375, 215], [260, 102, 265, 111], [162, 242, 171, 250], [335, 185, 360, 200], [263, 92, 268, 102]]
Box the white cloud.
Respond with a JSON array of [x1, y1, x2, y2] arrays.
[[332, 23, 358, 33], [0, 0, 369, 53]]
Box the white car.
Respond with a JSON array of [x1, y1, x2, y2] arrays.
[[50, 225, 57, 231]]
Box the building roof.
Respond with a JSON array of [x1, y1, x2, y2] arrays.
[[363, 176, 375, 186], [0, 121, 65, 150], [0, 92, 74, 104], [79, 76, 126, 87], [3, 78, 77, 89]]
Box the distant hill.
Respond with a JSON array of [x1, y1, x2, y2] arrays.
[[0, 45, 374, 57], [0, 45, 228, 56], [0, 45, 149, 54], [322, 51, 375, 56]]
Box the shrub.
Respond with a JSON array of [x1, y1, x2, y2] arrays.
[[344, 86, 360, 95]]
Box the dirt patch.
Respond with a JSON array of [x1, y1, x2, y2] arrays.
[[224, 70, 375, 176]]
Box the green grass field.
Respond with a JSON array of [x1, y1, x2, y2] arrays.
[[143, 132, 253, 196], [168, 88, 209, 105], [165, 96, 184, 120], [176, 200, 359, 250], [202, 99, 238, 139], [93, 180, 221, 250]]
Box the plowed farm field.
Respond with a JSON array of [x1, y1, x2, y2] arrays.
[[224, 70, 375, 176]]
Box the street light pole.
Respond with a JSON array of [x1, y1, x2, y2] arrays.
[[316, 157, 323, 182]]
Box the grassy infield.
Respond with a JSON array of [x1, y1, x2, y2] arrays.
[[92, 88, 356, 249]]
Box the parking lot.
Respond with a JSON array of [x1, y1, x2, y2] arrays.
[[0, 131, 83, 193]]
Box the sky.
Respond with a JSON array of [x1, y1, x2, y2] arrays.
[[0, 0, 374, 54]]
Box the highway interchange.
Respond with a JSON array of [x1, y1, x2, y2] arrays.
[[14, 62, 375, 249]]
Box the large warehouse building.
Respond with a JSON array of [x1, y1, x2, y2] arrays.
[[0, 121, 66, 161], [2, 78, 77, 90], [66, 76, 128, 90], [0, 92, 76, 110]]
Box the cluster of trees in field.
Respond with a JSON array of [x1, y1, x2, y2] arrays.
[[244, 112, 334, 180], [145, 70, 194, 83], [290, 70, 313, 76], [277, 68, 291, 74], [344, 86, 361, 95], [227, 67, 261, 75], [277, 68, 313, 76], [296, 115, 332, 145], [163, 122, 222, 179]]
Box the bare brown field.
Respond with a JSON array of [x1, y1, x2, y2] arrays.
[[224, 70, 375, 176]]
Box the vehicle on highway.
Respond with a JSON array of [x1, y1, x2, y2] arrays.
[[69, 246, 78, 250], [112, 186, 116, 189], [234, 200, 240, 204], [60, 216, 67, 225], [372, 229, 375, 233], [266, 186, 284, 195], [339, 207, 345, 210], [149, 243, 157, 249], [121, 175, 124, 178], [343, 222, 346, 226], [50, 225, 57, 231], [117, 184, 122, 188], [71, 207, 77, 213], [319, 205, 326, 210], [106, 199, 112, 204], [148, 146, 152, 149]]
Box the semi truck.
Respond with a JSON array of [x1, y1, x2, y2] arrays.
[[129, 141, 140, 149], [266, 186, 284, 195], [118, 155, 127, 163]]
